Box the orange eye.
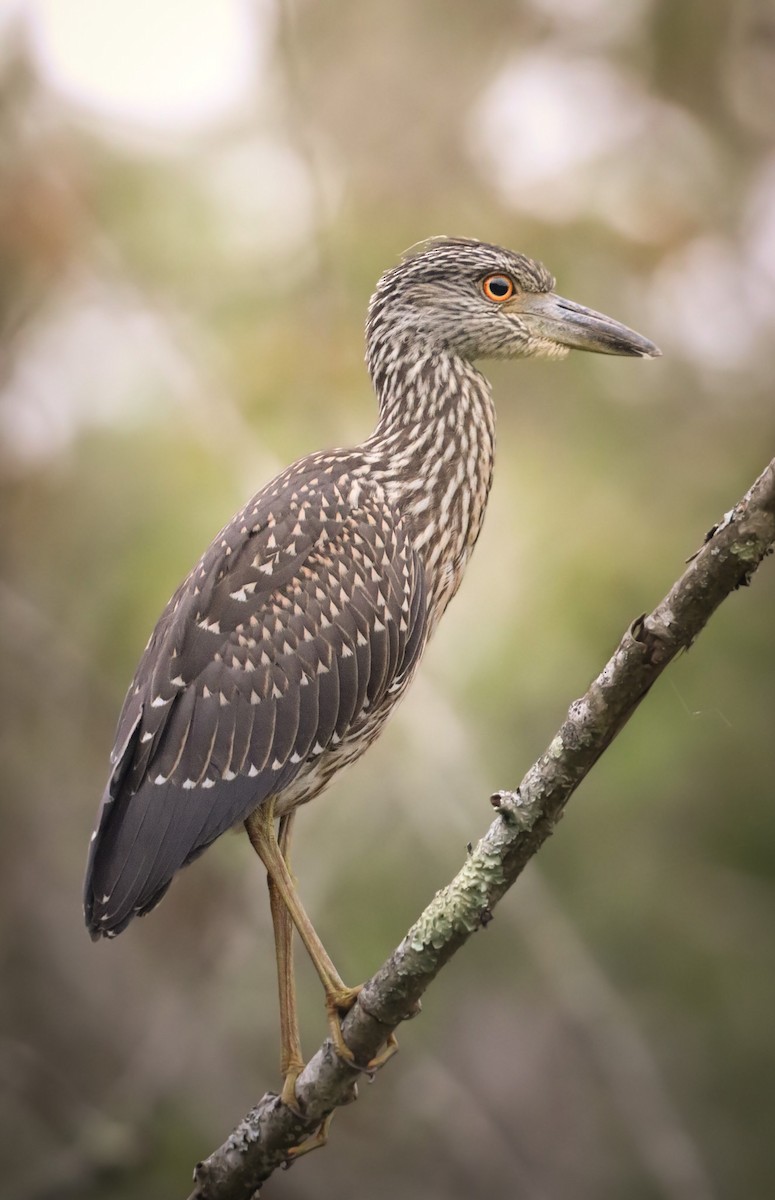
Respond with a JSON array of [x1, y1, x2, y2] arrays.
[[482, 273, 515, 302]]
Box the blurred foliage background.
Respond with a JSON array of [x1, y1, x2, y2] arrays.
[[1, 1, 775, 1198]]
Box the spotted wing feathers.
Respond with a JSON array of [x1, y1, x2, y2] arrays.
[[84, 462, 427, 938]]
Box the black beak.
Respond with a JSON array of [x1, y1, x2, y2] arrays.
[[517, 292, 661, 358]]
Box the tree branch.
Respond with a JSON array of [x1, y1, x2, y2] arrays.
[[189, 458, 775, 1200]]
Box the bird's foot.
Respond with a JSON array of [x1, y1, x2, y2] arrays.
[[325, 986, 399, 1073], [364, 1030, 399, 1072], [280, 1060, 305, 1112], [325, 985, 361, 1064], [283, 1112, 334, 1163], [280, 1060, 350, 1164]]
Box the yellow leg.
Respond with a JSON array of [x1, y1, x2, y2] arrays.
[[245, 801, 361, 1067], [266, 810, 304, 1107]]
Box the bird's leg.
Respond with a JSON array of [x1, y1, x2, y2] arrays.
[[245, 802, 363, 1068], [266, 809, 305, 1107], [248, 804, 343, 1160], [275, 811, 354, 1015]]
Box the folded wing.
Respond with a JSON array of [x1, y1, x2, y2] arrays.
[[84, 463, 427, 937]]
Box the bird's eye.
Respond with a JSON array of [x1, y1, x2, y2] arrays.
[[482, 274, 515, 302]]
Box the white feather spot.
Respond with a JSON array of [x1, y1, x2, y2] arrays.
[[234, 580, 258, 601], [151, 695, 170, 708], [201, 778, 215, 789]]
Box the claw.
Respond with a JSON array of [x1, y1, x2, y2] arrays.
[[325, 987, 399, 1075], [325, 986, 362, 1063], [284, 1112, 334, 1163], [364, 1030, 399, 1074]]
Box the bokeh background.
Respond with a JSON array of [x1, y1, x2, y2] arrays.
[[2, 1, 775, 1198]]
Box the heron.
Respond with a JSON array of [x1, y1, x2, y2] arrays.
[[84, 237, 659, 1107]]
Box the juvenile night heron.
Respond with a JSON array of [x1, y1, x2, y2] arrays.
[[85, 237, 659, 1102]]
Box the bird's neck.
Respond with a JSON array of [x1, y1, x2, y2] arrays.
[[363, 340, 496, 625]]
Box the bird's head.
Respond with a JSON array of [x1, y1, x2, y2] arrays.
[[367, 237, 660, 363]]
